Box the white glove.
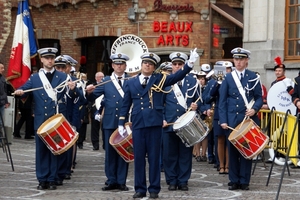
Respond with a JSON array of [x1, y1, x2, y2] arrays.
[[94, 114, 102, 122], [283, 78, 292, 87], [118, 125, 126, 137], [188, 48, 199, 67]]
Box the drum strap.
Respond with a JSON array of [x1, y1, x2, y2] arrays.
[[232, 71, 251, 109], [39, 70, 57, 102], [173, 84, 187, 109], [110, 74, 124, 98]]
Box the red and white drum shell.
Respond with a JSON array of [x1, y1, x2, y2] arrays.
[[109, 122, 134, 163], [37, 114, 78, 155], [228, 119, 269, 159]]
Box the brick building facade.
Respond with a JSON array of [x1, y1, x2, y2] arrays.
[[0, 0, 243, 81]]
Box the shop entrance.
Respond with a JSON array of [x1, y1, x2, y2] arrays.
[[80, 36, 117, 81]]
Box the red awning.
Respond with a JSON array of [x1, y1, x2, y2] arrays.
[[211, 3, 243, 28]]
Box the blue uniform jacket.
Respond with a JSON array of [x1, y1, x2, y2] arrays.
[[163, 75, 200, 132], [19, 70, 71, 130], [219, 70, 263, 127], [119, 64, 192, 129], [205, 79, 220, 120], [90, 74, 130, 130]]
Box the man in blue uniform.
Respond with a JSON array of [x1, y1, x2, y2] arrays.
[[162, 52, 200, 191], [86, 53, 130, 191], [118, 49, 199, 199], [219, 47, 263, 190], [14, 47, 77, 190]]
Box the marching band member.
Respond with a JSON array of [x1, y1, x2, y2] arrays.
[[118, 49, 199, 199], [271, 56, 294, 94], [14, 47, 77, 190], [54, 55, 82, 184], [90, 72, 104, 150], [86, 53, 130, 191], [201, 64, 216, 165], [206, 61, 233, 174], [162, 52, 200, 191], [219, 47, 263, 190], [193, 71, 208, 162]]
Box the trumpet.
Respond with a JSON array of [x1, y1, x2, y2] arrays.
[[204, 103, 215, 131], [206, 65, 226, 84]]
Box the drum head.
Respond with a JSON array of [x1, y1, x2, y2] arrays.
[[228, 119, 251, 140], [109, 122, 132, 145], [37, 114, 64, 134], [173, 111, 196, 130], [267, 81, 296, 115]]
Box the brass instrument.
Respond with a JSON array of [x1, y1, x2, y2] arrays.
[[204, 102, 215, 131], [206, 65, 226, 84]]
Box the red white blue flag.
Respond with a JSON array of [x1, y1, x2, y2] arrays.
[[7, 0, 37, 90]]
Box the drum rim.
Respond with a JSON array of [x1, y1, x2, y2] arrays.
[[37, 113, 67, 135], [109, 122, 132, 145], [173, 111, 196, 130]]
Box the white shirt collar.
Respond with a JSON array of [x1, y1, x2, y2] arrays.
[[139, 74, 151, 84]]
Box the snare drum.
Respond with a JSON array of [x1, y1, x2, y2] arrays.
[[37, 114, 78, 155], [173, 111, 209, 147], [109, 122, 134, 163], [228, 119, 269, 159]]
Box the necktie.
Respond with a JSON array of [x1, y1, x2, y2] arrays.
[[240, 73, 243, 82], [142, 77, 149, 88], [46, 72, 53, 82], [118, 77, 122, 87]]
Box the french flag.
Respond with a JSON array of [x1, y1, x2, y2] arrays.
[[7, 0, 37, 90]]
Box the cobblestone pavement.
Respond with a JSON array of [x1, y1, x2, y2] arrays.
[[1, 137, 300, 200]]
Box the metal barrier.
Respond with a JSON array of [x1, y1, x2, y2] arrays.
[[259, 109, 298, 166]]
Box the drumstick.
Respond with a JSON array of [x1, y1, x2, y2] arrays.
[[239, 116, 248, 129], [92, 77, 132, 88], [179, 96, 203, 119], [12, 86, 44, 95], [165, 122, 179, 126], [11, 79, 81, 95], [226, 126, 239, 132]]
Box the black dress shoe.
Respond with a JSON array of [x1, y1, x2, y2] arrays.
[[64, 174, 71, 180], [77, 144, 83, 149], [178, 184, 188, 191], [208, 159, 215, 164], [13, 134, 21, 139], [149, 193, 159, 199], [24, 136, 34, 139], [240, 184, 249, 190], [48, 182, 57, 190], [37, 182, 48, 190], [168, 184, 177, 191], [228, 182, 233, 186], [55, 180, 63, 186], [228, 183, 240, 190], [102, 184, 118, 191], [133, 192, 146, 198], [118, 184, 129, 191], [93, 146, 99, 150]]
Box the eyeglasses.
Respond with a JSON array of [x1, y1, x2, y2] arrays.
[[142, 60, 154, 66], [172, 62, 184, 66]]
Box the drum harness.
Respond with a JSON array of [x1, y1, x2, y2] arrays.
[[39, 69, 72, 114], [232, 71, 260, 111]]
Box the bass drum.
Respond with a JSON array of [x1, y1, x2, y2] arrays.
[[267, 80, 296, 115], [111, 34, 148, 75]]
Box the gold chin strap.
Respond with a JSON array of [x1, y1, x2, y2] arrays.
[[148, 71, 173, 108]]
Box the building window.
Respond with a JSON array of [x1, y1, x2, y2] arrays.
[[286, 0, 300, 59]]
